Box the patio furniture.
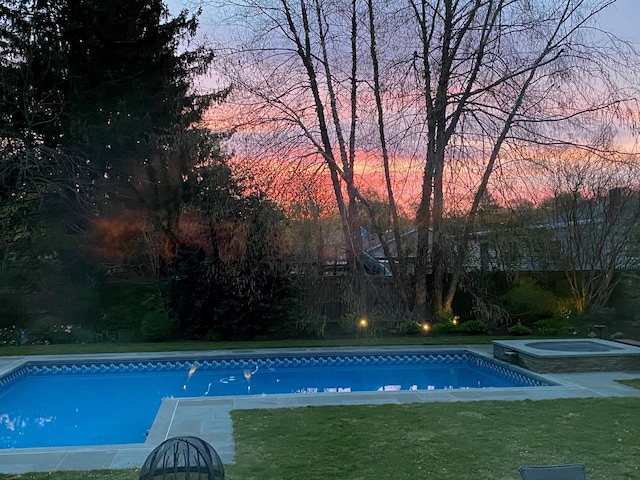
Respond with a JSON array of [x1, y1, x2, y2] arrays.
[[139, 436, 225, 480], [519, 463, 587, 480]]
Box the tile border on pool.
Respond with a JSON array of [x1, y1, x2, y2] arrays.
[[0, 345, 639, 473], [0, 349, 555, 394]]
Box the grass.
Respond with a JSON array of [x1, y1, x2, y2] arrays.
[[617, 378, 640, 389], [0, 472, 138, 480], [0, 335, 507, 357], [225, 398, 640, 480], [7, 397, 637, 480]]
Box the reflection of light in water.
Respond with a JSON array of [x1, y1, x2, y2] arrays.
[[243, 369, 251, 392], [296, 387, 318, 393], [219, 375, 236, 384], [1, 413, 54, 432], [183, 361, 199, 390], [36, 417, 53, 427], [376, 385, 401, 392], [243, 364, 259, 393]]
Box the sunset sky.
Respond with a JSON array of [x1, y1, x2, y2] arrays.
[[166, 0, 640, 212]]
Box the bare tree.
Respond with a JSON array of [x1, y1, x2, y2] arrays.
[[405, 0, 640, 320], [541, 152, 640, 313], [205, 0, 640, 321], [206, 0, 380, 315]]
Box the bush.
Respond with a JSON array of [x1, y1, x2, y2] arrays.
[[99, 283, 161, 333], [500, 279, 558, 323], [28, 315, 59, 343], [26, 316, 96, 344], [0, 295, 27, 329], [339, 313, 358, 335], [580, 306, 616, 325], [337, 312, 391, 337], [533, 316, 575, 336], [396, 321, 422, 336], [140, 311, 174, 342], [508, 323, 532, 336], [456, 320, 489, 335], [434, 307, 456, 323], [430, 321, 458, 336], [0, 325, 22, 345], [116, 329, 137, 343], [169, 239, 298, 341], [291, 314, 329, 338]]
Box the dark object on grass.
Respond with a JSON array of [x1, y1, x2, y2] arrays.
[[519, 463, 587, 480], [139, 436, 225, 480]]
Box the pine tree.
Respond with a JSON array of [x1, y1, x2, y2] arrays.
[[1, 0, 223, 267]]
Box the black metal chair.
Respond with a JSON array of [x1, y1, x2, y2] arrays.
[[139, 436, 225, 480], [519, 463, 587, 480]]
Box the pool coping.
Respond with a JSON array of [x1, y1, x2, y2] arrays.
[[1, 344, 640, 473], [493, 338, 640, 357]]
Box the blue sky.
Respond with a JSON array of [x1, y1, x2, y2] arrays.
[[598, 0, 640, 43], [167, 0, 640, 44]]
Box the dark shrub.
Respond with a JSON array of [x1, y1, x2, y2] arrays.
[[99, 283, 161, 333], [456, 320, 489, 334], [508, 323, 532, 336], [395, 321, 422, 336], [0, 295, 27, 329], [430, 321, 458, 336], [500, 279, 558, 324], [141, 311, 174, 342], [26, 316, 93, 344], [533, 317, 573, 336], [579, 306, 616, 325]]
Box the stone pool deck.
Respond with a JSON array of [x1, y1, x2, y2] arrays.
[[1, 345, 639, 473]]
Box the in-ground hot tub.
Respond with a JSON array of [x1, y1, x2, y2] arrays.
[[493, 338, 640, 373]]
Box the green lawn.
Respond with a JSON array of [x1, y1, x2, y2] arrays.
[[617, 378, 640, 390], [225, 398, 640, 480], [0, 336, 504, 357], [1, 397, 639, 480]]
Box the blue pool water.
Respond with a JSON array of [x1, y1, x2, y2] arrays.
[[0, 351, 552, 449]]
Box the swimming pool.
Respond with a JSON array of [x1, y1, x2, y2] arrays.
[[0, 350, 553, 449]]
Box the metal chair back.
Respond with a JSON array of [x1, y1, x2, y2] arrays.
[[519, 463, 587, 480]]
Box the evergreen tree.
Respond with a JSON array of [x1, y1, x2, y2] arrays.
[[1, 0, 223, 267], [59, 0, 218, 206], [0, 0, 84, 262]]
